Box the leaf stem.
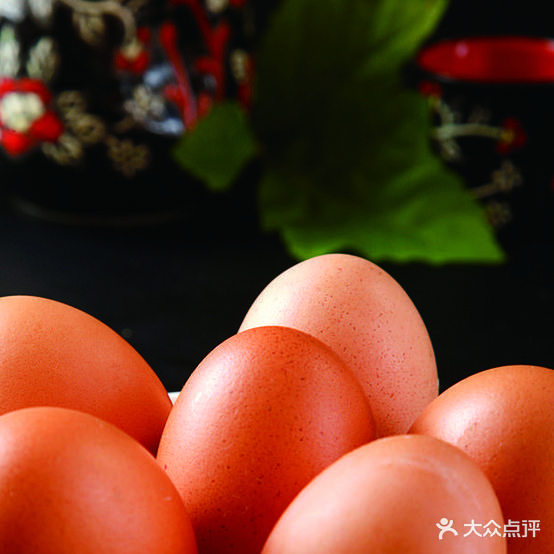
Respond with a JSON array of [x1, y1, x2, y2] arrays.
[[432, 122, 509, 142]]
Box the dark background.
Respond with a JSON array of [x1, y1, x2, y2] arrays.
[[429, 1, 551, 40], [1, 1, 553, 394]]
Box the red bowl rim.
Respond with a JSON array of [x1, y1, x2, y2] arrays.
[[416, 36, 554, 84]]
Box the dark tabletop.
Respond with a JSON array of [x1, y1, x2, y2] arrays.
[[1, 182, 553, 396]]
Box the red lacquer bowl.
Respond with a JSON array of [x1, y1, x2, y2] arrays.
[[417, 36, 554, 83]]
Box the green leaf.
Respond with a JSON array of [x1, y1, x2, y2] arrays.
[[261, 157, 506, 264], [252, 0, 505, 264], [172, 102, 259, 192], [253, 0, 450, 151], [366, 0, 451, 70]]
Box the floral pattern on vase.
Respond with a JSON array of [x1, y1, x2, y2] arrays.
[[0, 0, 263, 220]]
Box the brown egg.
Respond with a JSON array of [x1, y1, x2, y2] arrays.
[[410, 365, 554, 553], [157, 325, 376, 554], [0, 295, 172, 454], [262, 435, 506, 553], [0, 406, 198, 553], [239, 253, 438, 436]]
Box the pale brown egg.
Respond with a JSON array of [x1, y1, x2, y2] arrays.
[[262, 434, 506, 553], [239, 253, 438, 436], [157, 325, 376, 554], [0, 295, 172, 454], [410, 365, 554, 553], [0, 406, 198, 553]]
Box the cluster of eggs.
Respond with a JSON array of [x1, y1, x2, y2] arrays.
[[0, 253, 551, 553]]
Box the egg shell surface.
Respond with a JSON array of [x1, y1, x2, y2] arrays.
[[156, 325, 376, 554], [0, 295, 172, 454], [0, 406, 198, 554], [239, 253, 438, 436], [410, 364, 554, 553], [262, 434, 506, 553]]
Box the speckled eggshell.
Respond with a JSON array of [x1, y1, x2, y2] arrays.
[[156, 325, 376, 554], [0, 295, 172, 455], [410, 365, 554, 554], [239, 253, 438, 436], [0, 406, 198, 553], [262, 434, 506, 553]]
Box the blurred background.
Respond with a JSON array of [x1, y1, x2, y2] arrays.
[[1, 0, 553, 394], [430, 1, 550, 39]]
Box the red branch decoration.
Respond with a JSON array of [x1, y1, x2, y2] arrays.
[[165, 0, 240, 123], [158, 21, 199, 130]]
